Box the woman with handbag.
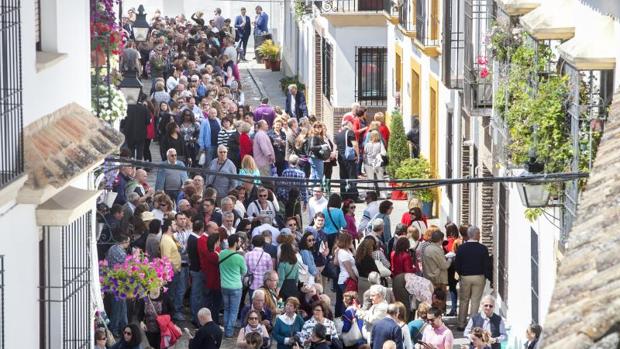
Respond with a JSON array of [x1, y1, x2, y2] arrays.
[[277, 243, 301, 300], [137, 287, 175, 349], [333, 232, 358, 318], [341, 291, 365, 348], [355, 238, 380, 298], [273, 297, 306, 349]]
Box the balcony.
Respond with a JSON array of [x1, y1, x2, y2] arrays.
[[397, 0, 415, 34], [0, 1, 25, 190], [318, 0, 385, 12], [463, 0, 493, 116], [383, 0, 400, 23], [414, 0, 441, 56]]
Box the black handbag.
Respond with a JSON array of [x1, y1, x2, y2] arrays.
[[279, 264, 300, 300]]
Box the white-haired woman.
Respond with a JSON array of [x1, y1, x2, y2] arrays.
[[356, 284, 389, 343], [363, 130, 387, 199]]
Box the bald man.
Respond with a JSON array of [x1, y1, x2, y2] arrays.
[[187, 308, 223, 349]]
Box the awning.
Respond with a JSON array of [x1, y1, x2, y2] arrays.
[[520, 0, 576, 41], [496, 0, 540, 17], [557, 7, 617, 70], [18, 103, 124, 204]]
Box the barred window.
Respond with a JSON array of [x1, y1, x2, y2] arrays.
[[321, 38, 332, 100], [356, 47, 387, 105], [0, 255, 4, 349], [35, 0, 42, 51], [40, 213, 92, 349]]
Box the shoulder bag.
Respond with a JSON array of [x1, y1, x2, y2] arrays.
[[218, 251, 239, 265], [343, 130, 356, 160], [279, 263, 301, 300], [341, 312, 363, 346], [242, 251, 264, 289]]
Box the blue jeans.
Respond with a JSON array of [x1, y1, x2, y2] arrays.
[[189, 270, 205, 323], [109, 297, 127, 336], [222, 288, 242, 337], [310, 157, 324, 181], [335, 283, 346, 318], [205, 288, 223, 325], [169, 266, 188, 319]]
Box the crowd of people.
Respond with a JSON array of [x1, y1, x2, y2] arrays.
[[96, 6, 542, 349]]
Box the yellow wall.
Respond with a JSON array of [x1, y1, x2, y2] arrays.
[[410, 57, 421, 118], [429, 74, 440, 214]]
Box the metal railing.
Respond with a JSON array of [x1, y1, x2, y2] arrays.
[[442, 0, 465, 89], [415, 0, 440, 46], [318, 0, 385, 12], [356, 47, 388, 106], [0, 0, 24, 189], [463, 0, 494, 115], [398, 0, 415, 31]]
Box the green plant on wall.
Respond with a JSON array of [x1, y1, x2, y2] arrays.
[[387, 109, 408, 177], [395, 158, 434, 202]]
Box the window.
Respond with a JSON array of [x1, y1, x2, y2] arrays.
[[416, 0, 440, 46], [35, 0, 42, 51], [0, 0, 24, 188], [40, 212, 92, 349], [0, 255, 4, 349], [464, 0, 494, 114], [498, 183, 508, 302], [356, 47, 387, 105], [442, 0, 464, 88], [531, 227, 539, 324], [321, 38, 332, 100], [446, 112, 453, 201]]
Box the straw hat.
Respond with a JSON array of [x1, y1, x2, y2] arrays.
[[141, 211, 156, 223]]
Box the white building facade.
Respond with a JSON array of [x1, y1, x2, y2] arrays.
[[0, 1, 123, 349], [282, 0, 389, 135]]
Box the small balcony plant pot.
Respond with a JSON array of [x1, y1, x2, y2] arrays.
[[264, 59, 272, 69], [270, 59, 281, 71]]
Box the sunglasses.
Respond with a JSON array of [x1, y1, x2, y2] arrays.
[[288, 223, 297, 226], [350, 205, 356, 209], [124, 331, 133, 335], [307, 238, 315, 242], [248, 317, 259, 320], [483, 304, 494, 308]]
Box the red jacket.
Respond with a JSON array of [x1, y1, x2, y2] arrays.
[[378, 124, 390, 147], [146, 112, 156, 140], [401, 212, 429, 227], [390, 251, 417, 277], [197, 235, 221, 290], [240, 133, 253, 161], [156, 314, 182, 348]]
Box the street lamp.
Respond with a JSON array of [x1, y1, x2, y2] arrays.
[[119, 68, 143, 104], [132, 5, 149, 42], [517, 149, 551, 208]]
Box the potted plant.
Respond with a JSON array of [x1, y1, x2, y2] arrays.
[[386, 109, 409, 199], [268, 42, 282, 71], [395, 158, 434, 216]]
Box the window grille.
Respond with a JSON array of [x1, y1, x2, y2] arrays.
[[319, 0, 384, 12], [445, 112, 453, 201], [530, 227, 539, 324], [321, 38, 333, 100], [398, 0, 415, 32], [0, 255, 4, 349], [356, 47, 387, 106], [497, 183, 508, 302], [40, 212, 92, 349], [35, 0, 41, 50], [0, 0, 25, 188], [415, 0, 440, 46], [442, 0, 464, 89]]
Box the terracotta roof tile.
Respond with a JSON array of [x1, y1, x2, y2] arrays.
[[23, 102, 124, 189], [541, 92, 620, 348]]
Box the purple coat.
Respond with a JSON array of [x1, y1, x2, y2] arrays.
[[253, 104, 276, 127]]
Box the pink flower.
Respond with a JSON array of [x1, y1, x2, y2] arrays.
[[480, 67, 489, 79], [477, 56, 488, 65]]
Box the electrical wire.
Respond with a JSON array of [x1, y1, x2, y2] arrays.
[[105, 157, 589, 190]]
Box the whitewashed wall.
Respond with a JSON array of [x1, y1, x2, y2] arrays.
[[23, 0, 92, 126]]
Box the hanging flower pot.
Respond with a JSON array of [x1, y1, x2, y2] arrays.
[[91, 50, 107, 67]]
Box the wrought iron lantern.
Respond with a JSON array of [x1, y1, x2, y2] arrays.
[[132, 5, 150, 42], [517, 150, 551, 208], [119, 68, 143, 104]]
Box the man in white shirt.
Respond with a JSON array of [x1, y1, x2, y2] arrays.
[[308, 187, 328, 223], [166, 67, 180, 92], [358, 192, 381, 235], [251, 215, 280, 245]]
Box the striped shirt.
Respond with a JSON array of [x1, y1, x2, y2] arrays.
[[217, 128, 236, 147], [277, 166, 308, 202], [244, 247, 273, 290]]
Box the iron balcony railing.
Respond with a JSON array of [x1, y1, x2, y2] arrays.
[[442, 0, 465, 89], [398, 0, 415, 32], [415, 0, 440, 46], [318, 0, 385, 12], [0, 0, 25, 189], [383, 0, 399, 17], [463, 0, 493, 115]]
